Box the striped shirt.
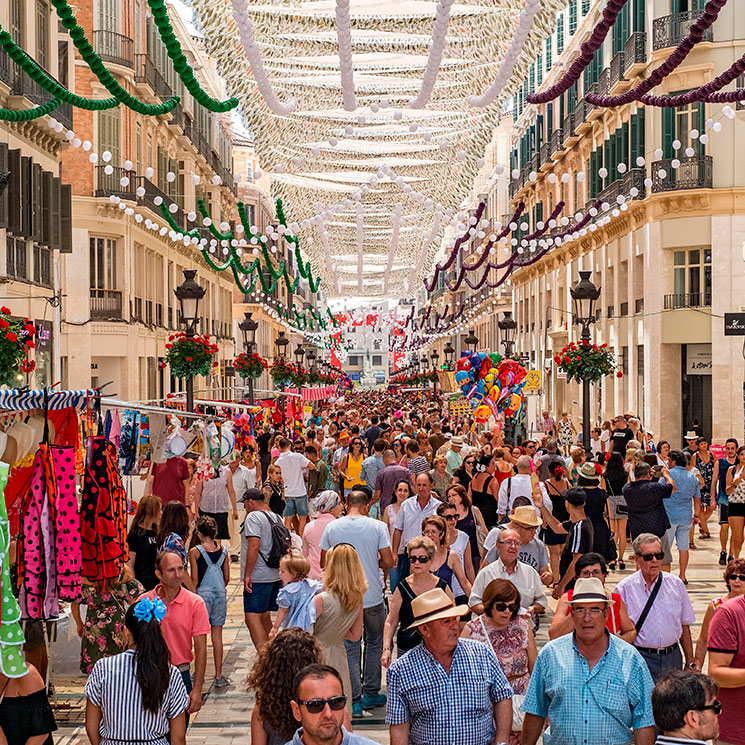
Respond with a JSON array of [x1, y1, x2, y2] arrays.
[[85, 649, 189, 745]]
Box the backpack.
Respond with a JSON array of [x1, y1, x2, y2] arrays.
[[258, 511, 292, 568]]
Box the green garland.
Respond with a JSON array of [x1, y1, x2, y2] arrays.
[[0, 30, 120, 110], [146, 0, 238, 113], [0, 97, 61, 121], [50, 0, 180, 116]]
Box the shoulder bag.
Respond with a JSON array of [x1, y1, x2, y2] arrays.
[[634, 573, 663, 634]]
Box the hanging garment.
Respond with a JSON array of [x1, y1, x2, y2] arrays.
[[109, 409, 122, 449], [81, 437, 128, 583], [103, 410, 113, 440], [118, 411, 140, 475], [0, 462, 27, 677]]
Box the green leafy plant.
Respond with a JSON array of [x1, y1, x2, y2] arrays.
[[270, 358, 296, 385], [234, 353, 268, 380], [554, 340, 620, 383], [161, 332, 218, 379]]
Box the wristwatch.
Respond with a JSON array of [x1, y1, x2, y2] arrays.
[[686, 662, 697, 670]]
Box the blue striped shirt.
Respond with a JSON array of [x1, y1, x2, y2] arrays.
[[85, 650, 189, 745]]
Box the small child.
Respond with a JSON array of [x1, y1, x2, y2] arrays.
[[269, 550, 321, 638], [188, 516, 230, 688]]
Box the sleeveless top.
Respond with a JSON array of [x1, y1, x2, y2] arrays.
[[343, 454, 363, 488], [456, 508, 480, 569], [471, 474, 499, 528], [397, 577, 448, 652], [730, 466, 745, 504], [545, 480, 569, 522], [696, 454, 714, 493], [432, 550, 454, 591], [200, 466, 230, 513]]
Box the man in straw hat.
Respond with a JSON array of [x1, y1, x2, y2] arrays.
[[385, 588, 513, 745], [522, 577, 655, 745]]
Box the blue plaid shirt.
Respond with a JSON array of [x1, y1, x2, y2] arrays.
[[523, 632, 655, 745], [385, 639, 513, 745]]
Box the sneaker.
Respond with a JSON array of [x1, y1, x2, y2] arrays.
[[361, 693, 387, 709], [214, 677, 230, 689], [729, 555, 735, 563], [720, 551, 727, 565], [352, 702, 364, 718], [230, 555, 239, 564]]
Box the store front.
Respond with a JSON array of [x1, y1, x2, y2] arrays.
[[681, 343, 712, 442]]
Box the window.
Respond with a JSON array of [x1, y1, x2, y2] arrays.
[[582, 0, 590, 13], [612, 2, 630, 55], [136, 123, 142, 173], [58, 40, 69, 87], [6, 236, 27, 280], [98, 109, 121, 165], [673, 248, 711, 306], [36, 1, 49, 70], [348, 355, 361, 367], [245, 161, 254, 183], [569, 0, 577, 35], [372, 355, 383, 366], [33, 244, 51, 286], [662, 99, 705, 158], [97, 0, 119, 32], [90, 237, 118, 290], [545, 36, 553, 71], [11, 0, 24, 46], [633, 0, 645, 32], [557, 15, 565, 54]]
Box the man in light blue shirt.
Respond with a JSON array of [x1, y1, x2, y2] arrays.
[[666, 450, 702, 585], [523, 577, 655, 745], [360, 438, 386, 519]]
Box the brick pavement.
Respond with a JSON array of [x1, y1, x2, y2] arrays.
[[50, 535, 729, 744]]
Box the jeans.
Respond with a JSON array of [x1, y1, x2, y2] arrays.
[[180, 668, 193, 726], [343, 602, 386, 703], [388, 562, 405, 594]]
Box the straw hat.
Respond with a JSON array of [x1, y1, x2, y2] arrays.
[[405, 588, 469, 630], [510, 505, 542, 528], [684, 431, 698, 441], [569, 578, 613, 605], [577, 462, 601, 482], [450, 436, 464, 449]]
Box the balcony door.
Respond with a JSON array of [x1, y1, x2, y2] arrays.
[[672, 248, 712, 308], [97, 0, 119, 32], [90, 237, 121, 318], [672, 0, 706, 11]]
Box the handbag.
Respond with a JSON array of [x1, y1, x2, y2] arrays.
[[480, 616, 526, 731]]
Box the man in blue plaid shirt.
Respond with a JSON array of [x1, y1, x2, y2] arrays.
[[385, 588, 513, 745]]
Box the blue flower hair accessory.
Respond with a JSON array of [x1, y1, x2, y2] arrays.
[[133, 597, 167, 624]]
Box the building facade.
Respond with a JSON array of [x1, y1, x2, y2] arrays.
[[58, 0, 237, 401], [508, 0, 745, 444]]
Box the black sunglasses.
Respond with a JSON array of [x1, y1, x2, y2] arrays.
[[296, 696, 347, 714], [492, 601, 519, 613], [408, 555, 430, 564], [698, 700, 722, 715], [638, 551, 665, 561], [442, 514, 457, 520], [727, 574, 745, 582]]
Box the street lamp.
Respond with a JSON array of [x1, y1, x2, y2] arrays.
[[274, 331, 289, 359], [306, 347, 317, 371], [430, 349, 440, 395], [464, 329, 479, 354], [443, 341, 455, 370], [294, 344, 305, 367], [570, 271, 602, 456], [498, 312, 518, 357], [238, 311, 259, 405], [174, 269, 206, 412]]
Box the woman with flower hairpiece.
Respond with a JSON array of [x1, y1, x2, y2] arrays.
[[85, 597, 188, 745]]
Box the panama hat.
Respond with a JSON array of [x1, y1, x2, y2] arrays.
[[405, 588, 469, 630], [510, 505, 542, 528], [569, 578, 613, 605], [450, 436, 464, 449], [684, 431, 698, 440], [578, 462, 601, 482]]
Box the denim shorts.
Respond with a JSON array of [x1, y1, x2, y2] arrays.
[[243, 580, 281, 614], [283, 495, 309, 517], [197, 588, 227, 626], [666, 522, 692, 552]]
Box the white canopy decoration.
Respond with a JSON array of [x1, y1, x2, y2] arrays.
[[191, 0, 567, 297]]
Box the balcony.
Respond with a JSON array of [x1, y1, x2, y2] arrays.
[[137, 176, 185, 228], [562, 114, 575, 145], [591, 167, 646, 210], [90, 289, 123, 320], [93, 31, 134, 69], [653, 10, 713, 51], [664, 291, 712, 310], [609, 50, 626, 89], [539, 141, 551, 169], [624, 32, 647, 74], [95, 166, 137, 199], [651, 155, 712, 193], [0, 49, 10, 87], [596, 67, 610, 97], [549, 127, 564, 157], [7, 55, 73, 130], [134, 54, 173, 101]]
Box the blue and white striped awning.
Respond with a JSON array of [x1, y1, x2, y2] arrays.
[[0, 389, 97, 411]]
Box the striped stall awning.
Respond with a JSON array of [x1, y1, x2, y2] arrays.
[[0, 389, 97, 412], [300, 386, 337, 402]]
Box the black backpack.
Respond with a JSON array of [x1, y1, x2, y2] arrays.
[[259, 511, 292, 568]]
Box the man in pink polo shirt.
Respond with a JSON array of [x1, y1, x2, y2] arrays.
[[140, 550, 210, 721]]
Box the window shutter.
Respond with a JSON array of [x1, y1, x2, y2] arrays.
[[621, 122, 630, 170], [7, 149, 22, 235], [613, 3, 629, 55], [60, 184, 72, 253], [569, 0, 577, 35], [633, 0, 645, 33], [40, 171, 52, 246], [696, 102, 706, 155], [50, 177, 61, 250], [536, 202, 543, 226], [546, 37, 552, 71], [30, 163, 43, 243], [0, 144, 7, 229], [662, 106, 675, 159], [19, 156, 32, 238], [557, 16, 565, 55]]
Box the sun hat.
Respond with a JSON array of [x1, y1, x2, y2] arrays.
[[569, 577, 613, 605], [510, 505, 542, 528], [338, 431, 350, 440], [577, 462, 601, 482], [684, 430, 698, 440], [405, 588, 469, 630], [450, 436, 464, 449]]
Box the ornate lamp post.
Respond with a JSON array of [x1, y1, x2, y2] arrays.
[[174, 269, 205, 412], [294, 344, 305, 368], [570, 271, 601, 456], [306, 347, 317, 371], [238, 311, 259, 405], [443, 341, 455, 371], [498, 312, 518, 357], [430, 349, 440, 395], [464, 329, 479, 354]]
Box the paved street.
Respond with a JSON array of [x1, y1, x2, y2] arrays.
[[51, 534, 729, 744]]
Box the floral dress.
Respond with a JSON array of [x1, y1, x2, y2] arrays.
[[79, 572, 143, 674], [466, 614, 531, 745]]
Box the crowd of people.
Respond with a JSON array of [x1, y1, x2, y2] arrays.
[[5, 393, 745, 745]]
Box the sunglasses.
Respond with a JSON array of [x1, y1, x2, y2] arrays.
[[296, 696, 347, 714], [492, 601, 519, 613], [698, 700, 722, 715], [727, 574, 745, 582], [408, 555, 430, 564], [442, 514, 457, 521], [638, 551, 665, 561]]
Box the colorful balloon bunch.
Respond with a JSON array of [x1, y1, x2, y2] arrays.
[[454, 352, 527, 421]]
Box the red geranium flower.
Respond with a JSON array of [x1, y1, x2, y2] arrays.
[[186, 356, 193, 362], [616, 371, 623, 377], [0, 307, 11, 315], [6, 332, 17, 342]]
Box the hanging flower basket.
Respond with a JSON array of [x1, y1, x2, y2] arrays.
[[291, 366, 309, 388], [554, 341, 620, 384], [161, 332, 219, 379], [270, 358, 296, 385], [0, 308, 35, 386], [234, 352, 268, 380]]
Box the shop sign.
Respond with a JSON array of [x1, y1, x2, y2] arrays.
[[724, 313, 745, 336], [686, 344, 712, 375], [523, 370, 542, 391]]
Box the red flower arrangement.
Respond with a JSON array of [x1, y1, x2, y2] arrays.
[[0, 308, 35, 385], [160, 332, 219, 379], [270, 358, 297, 386], [234, 352, 268, 380], [553, 340, 619, 384]]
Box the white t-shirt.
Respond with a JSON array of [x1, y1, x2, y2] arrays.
[[275, 451, 311, 497]]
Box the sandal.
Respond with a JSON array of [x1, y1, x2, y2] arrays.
[[618, 560, 626, 570], [608, 561, 616, 570], [689, 543, 698, 550]]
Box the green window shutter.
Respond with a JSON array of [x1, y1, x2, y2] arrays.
[[582, 0, 590, 14], [529, 64, 535, 95], [613, 3, 629, 55], [622, 122, 630, 170], [537, 53, 543, 85], [697, 102, 706, 154], [633, 0, 645, 32], [638, 107, 646, 163], [547, 102, 553, 132], [536, 202, 544, 226], [546, 37, 552, 70], [557, 16, 565, 55], [662, 107, 675, 159], [569, 0, 577, 35]]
